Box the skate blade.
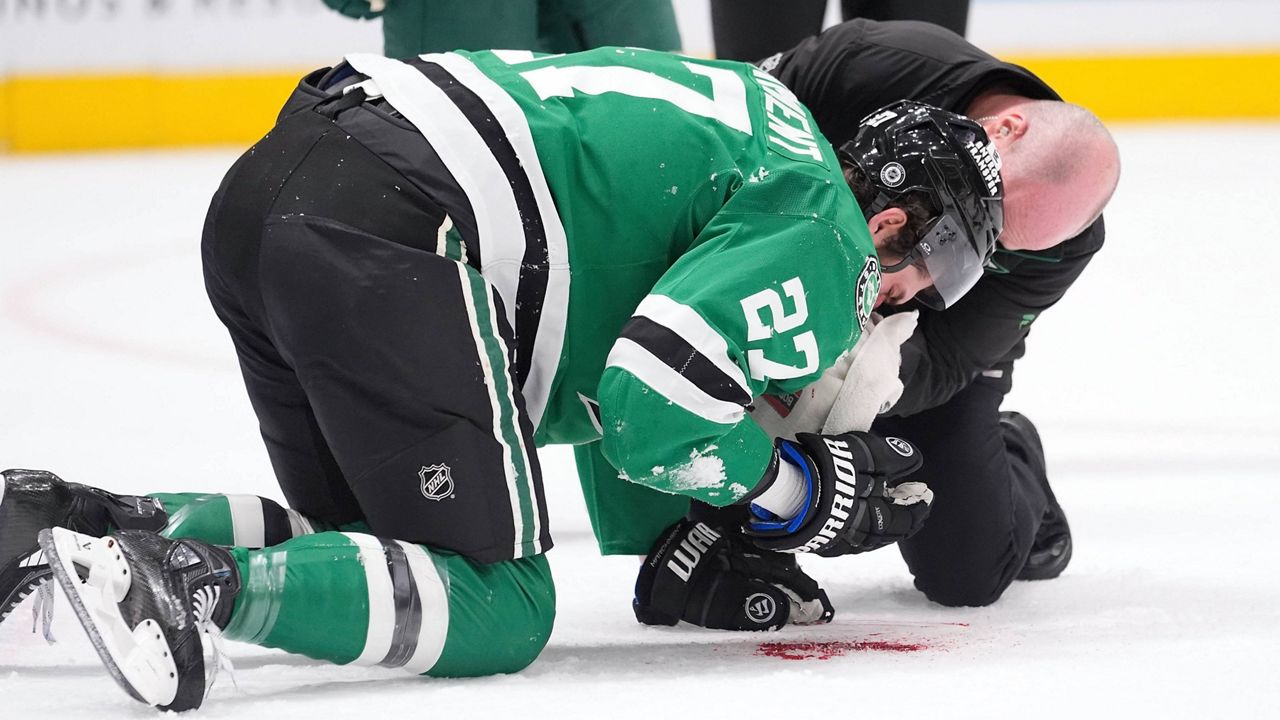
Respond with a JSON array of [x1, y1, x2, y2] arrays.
[[39, 528, 179, 707]]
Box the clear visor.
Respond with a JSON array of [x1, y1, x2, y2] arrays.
[[909, 215, 986, 310]]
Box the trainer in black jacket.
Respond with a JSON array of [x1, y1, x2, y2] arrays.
[[768, 19, 1103, 606]]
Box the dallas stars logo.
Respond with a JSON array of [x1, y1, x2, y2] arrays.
[[855, 256, 880, 332]]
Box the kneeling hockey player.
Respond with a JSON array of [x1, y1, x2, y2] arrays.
[[1, 46, 1000, 710]]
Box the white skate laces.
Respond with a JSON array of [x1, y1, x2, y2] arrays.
[[191, 585, 239, 699], [31, 579, 56, 644]]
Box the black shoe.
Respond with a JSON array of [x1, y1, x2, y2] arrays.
[[999, 413, 1073, 581], [1, 469, 166, 627], [40, 528, 240, 711]]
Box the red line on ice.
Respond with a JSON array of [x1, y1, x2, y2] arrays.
[[1, 243, 229, 372]]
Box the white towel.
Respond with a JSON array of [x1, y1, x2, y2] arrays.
[[748, 311, 918, 439], [822, 311, 917, 434]]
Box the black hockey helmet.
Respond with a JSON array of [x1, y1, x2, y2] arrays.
[[840, 100, 1004, 309]]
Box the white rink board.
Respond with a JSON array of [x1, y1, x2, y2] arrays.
[[2, 0, 1279, 77], [0, 0, 383, 74]]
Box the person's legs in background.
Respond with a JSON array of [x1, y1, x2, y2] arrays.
[[841, 0, 969, 36]]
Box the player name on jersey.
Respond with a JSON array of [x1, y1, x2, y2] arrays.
[[753, 68, 825, 165]]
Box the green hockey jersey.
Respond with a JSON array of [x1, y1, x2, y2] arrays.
[[344, 47, 879, 505]]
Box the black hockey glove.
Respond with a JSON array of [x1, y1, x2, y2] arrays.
[[634, 516, 834, 631], [744, 432, 931, 557]]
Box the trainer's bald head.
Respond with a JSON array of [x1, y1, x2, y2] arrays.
[[967, 95, 1121, 251]]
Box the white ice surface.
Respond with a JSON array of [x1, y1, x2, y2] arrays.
[[2, 124, 1280, 718]]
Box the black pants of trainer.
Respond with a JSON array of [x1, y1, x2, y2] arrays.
[[201, 95, 550, 564], [711, 0, 970, 62], [872, 374, 1046, 607]]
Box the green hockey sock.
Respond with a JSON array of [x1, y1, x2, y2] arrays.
[[221, 531, 555, 677], [150, 492, 329, 547]]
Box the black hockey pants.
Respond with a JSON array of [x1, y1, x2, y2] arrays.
[[873, 371, 1049, 607]]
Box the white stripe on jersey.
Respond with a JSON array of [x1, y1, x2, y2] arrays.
[[225, 495, 266, 548], [490, 49, 539, 64], [456, 264, 526, 557], [344, 53, 526, 335], [633, 294, 752, 399], [344, 52, 571, 432], [395, 541, 450, 675], [605, 338, 746, 425], [424, 51, 571, 432], [345, 532, 397, 666]]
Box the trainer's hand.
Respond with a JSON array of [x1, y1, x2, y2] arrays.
[[745, 432, 932, 556]]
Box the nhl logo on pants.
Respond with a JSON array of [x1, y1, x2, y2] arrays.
[[745, 592, 778, 625], [419, 464, 454, 501]]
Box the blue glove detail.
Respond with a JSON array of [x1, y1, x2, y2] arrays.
[[748, 441, 816, 534]]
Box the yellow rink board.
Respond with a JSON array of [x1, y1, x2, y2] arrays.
[[1, 50, 1278, 153], [0, 72, 304, 153]]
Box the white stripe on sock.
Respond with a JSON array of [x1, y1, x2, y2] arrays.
[[396, 541, 450, 675], [284, 508, 315, 538], [226, 495, 266, 548], [345, 533, 396, 666]]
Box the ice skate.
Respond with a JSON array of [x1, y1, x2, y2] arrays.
[[1000, 413, 1073, 580], [39, 528, 240, 711], [1, 469, 166, 628]]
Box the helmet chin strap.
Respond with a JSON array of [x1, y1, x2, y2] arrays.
[[869, 191, 893, 216], [880, 253, 917, 274]]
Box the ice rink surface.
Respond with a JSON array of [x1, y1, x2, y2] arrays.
[[2, 123, 1279, 718]]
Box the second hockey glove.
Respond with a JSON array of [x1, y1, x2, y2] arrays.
[[745, 432, 932, 556], [634, 517, 834, 631]]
